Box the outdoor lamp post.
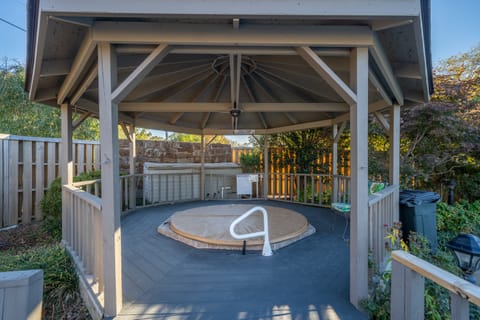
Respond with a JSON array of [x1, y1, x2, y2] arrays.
[[446, 233, 480, 284]]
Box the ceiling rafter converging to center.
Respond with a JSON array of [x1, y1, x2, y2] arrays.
[[56, 24, 410, 134]]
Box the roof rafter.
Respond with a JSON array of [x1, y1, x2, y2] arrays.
[[296, 46, 357, 105], [111, 43, 170, 104], [57, 30, 96, 105]]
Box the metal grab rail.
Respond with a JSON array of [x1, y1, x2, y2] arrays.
[[229, 206, 273, 256]]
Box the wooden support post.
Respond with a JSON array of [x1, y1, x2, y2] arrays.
[[60, 103, 73, 241], [200, 134, 205, 200], [349, 47, 369, 308], [263, 136, 269, 199], [332, 124, 338, 203], [389, 104, 400, 186], [389, 104, 401, 221], [450, 292, 470, 320], [129, 125, 136, 210], [98, 42, 122, 316], [391, 259, 425, 320]]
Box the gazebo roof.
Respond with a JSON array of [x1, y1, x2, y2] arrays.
[[26, 0, 432, 135]]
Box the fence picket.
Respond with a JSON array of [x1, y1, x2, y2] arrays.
[[22, 141, 33, 223], [35, 142, 45, 220]]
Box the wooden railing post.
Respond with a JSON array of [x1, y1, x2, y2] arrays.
[[391, 259, 425, 320], [450, 293, 470, 320]]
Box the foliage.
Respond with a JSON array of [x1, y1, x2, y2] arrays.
[[0, 60, 99, 140], [0, 244, 91, 319], [240, 152, 262, 172], [168, 133, 231, 144], [269, 128, 332, 174], [397, 45, 480, 201], [40, 170, 102, 240], [363, 203, 480, 320], [399, 103, 480, 198], [39, 177, 62, 240]]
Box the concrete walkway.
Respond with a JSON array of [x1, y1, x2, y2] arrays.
[[117, 200, 367, 320]]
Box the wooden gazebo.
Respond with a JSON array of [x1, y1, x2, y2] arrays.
[[26, 0, 432, 317]]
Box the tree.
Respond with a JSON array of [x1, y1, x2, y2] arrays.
[[268, 128, 332, 174], [397, 45, 480, 200], [167, 133, 231, 144], [0, 60, 99, 140]]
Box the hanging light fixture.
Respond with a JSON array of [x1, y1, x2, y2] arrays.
[[446, 233, 480, 284]]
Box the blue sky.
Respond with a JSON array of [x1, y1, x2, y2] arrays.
[[1, 1, 479, 143], [1, 1, 479, 64]]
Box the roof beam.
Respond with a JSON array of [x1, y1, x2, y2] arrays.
[[394, 63, 422, 79], [119, 102, 346, 114], [117, 44, 350, 56], [373, 111, 390, 134], [93, 22, 373, 47], [119, 102, 231, 113], [334, 121, 347, 144], [332, 99, 391, 124], [41, 0, 421, 18], [40, 59, 72, 77], [57, 30, 96, 105], [71, 63, 98, 105], [241, 103, 349, 113], [296, 46, 357, 105], [76, 98, 134, 124], [266, 119, 332, 134], [72, 112, 92, 130], [370, 33, 404, 105], [368, 68, 392, 106], [111, 43, 170, 104]]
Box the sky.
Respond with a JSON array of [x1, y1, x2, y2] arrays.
[[1, 1, 479, 143]]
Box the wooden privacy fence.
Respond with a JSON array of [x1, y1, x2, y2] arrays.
[[0, 134, 100, 227]]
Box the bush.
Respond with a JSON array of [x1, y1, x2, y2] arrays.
[[0, 244, 90, 319], [39, 170, 102, 240], [363, 202, 480, 319], [240, 152, 262, 172]]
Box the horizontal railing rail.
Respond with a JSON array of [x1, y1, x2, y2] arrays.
[[391, 250, 480, 320], [62, 185, 104, 312]]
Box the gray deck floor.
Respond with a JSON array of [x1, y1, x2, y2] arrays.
[[116, 200, 367, 320]]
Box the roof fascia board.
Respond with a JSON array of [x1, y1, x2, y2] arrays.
[[369, 33, 404, 106], [39, 0, 421, 18], [413, 17, 430, 101], [92, 22, 373, 47], [29, 12, 49, 100]]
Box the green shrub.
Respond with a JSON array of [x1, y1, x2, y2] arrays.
[[0, 245, 90, 319], [363, 202, 480, 320], [240, 152, 262, 172], [40, 170, 102, 241]]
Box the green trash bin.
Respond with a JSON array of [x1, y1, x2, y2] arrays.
[[399, 190, 441, 253]]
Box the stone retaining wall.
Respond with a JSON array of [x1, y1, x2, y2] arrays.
[[119, 140, 232, 173]]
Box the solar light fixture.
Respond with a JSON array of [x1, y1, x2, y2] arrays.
[[446, 233, 480, 284]]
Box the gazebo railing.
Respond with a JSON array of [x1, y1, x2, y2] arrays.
[[72, 172, 396, 268], [391, 250, 480, 320], [269, 173, 335, 207], [368, 184, 399, 267], [63, 185, 104, 312]]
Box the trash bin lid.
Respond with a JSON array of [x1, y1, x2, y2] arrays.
[[399, 190, 441, 206]]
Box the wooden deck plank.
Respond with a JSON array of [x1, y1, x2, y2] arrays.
[[119, 201, 366, 320]]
